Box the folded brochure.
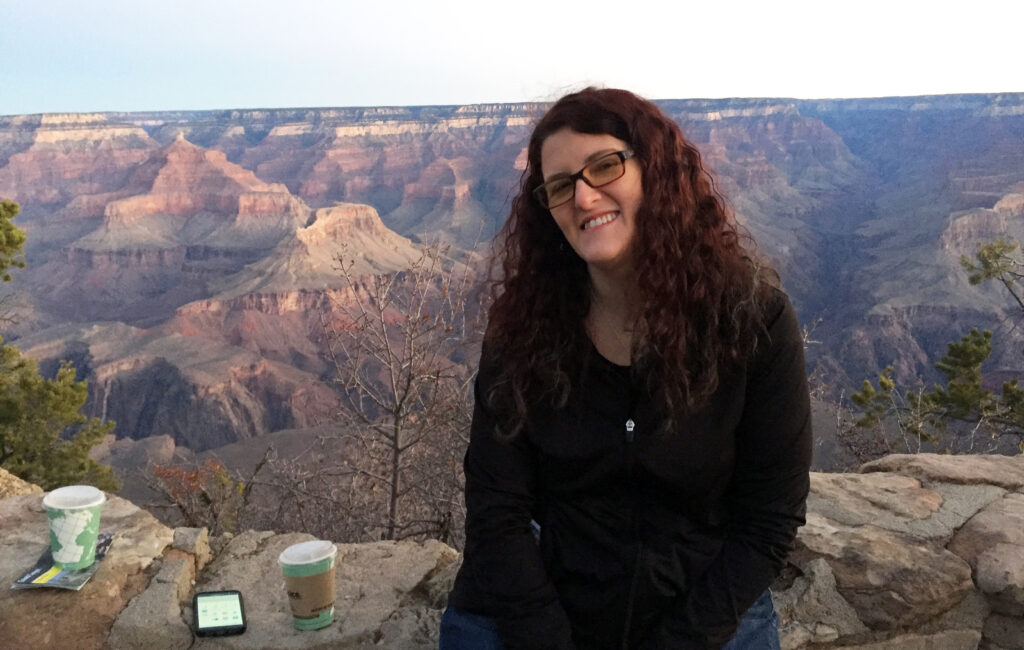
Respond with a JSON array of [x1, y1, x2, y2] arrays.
[[11, 533, 113, 591]]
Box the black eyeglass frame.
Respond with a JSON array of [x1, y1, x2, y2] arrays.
[[532, 149, 636, 209]]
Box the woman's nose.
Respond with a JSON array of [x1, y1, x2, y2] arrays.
[[574, 178, 601, 208]]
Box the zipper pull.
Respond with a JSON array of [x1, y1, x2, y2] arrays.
[[625, 419, 635, 442]]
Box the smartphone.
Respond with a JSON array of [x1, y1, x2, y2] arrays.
[[193, 590, 247, 637]]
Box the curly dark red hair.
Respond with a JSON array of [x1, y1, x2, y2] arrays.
[[485, 87, 776, 437]]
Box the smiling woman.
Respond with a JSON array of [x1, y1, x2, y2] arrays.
[[441, 88, 813, 649]]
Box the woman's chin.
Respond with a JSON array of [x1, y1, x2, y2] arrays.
[[580, 252, 632, 274]]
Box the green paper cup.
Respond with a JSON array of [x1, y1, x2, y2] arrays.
[[279, 540, 337, 631], [42, 485, 106, 570]]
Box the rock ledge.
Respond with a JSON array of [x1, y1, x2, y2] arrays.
[[1, 453, 1022, 649]]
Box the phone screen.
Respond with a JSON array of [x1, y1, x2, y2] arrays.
[[195, 590, 246, 635]]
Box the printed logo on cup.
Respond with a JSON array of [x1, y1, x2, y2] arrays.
[[279, 540, 337, 630]]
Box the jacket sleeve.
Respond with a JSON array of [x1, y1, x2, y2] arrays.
[[653, 292, 812, 648], [459, 361, 576, 650]]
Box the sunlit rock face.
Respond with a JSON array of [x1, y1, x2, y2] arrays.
[[22, 134, 312, 328], [0, 125, 424, 450], [1, 94, 1023, 452]]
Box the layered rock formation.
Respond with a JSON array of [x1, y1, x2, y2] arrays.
[[0, 113, 157, 207], [235, 105, 538, 244], [32, 132, 309, 324], [1, 94, 1024, 451], [1, 128, 427, 450], [3, 453, 1023, 649]]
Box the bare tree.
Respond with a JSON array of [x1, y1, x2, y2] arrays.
[[313, 243, 481, 545], [148, 245, 482, 547]]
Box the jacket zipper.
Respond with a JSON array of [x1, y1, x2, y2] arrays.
[[621, 390, 642, 649]]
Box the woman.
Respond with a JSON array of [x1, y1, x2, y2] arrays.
[[442, 88, 812, 649]]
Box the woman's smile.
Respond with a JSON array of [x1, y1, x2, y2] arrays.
[[581, 211, 620, 230]]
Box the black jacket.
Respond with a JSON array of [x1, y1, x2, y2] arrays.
[[449, 288, 812, 649]]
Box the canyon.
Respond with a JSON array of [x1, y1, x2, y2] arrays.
[[0, 94, 1023, 456]]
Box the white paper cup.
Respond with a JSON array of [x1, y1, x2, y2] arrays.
[[42, 485, 106, 570]]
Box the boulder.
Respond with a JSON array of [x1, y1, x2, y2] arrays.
[[0, 493, 173, 650], [774, 558, 868, 647], [793, 512, 974, 628], [173, 526, 213, 573], [948, 493, 1024, 616], [807, 471, 1005, 541], [915, 589, 991, 637]]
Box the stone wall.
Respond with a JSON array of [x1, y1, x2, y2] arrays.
[[778, 454, 1024, 649], [1, 454, 1022, 649]]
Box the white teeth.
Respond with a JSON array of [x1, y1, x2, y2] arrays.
[[582, 212, 618, 230]]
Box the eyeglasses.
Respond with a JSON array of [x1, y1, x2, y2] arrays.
[[532, 149, 635, 209]]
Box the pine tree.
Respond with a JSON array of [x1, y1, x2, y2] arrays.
[[0, 351, 117, 490], [0, 200, 26, 282], [0, 200, 118, 490], [850, 239, 1024, 454]]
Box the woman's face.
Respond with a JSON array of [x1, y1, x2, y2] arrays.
[[539, 128, 643, 276]]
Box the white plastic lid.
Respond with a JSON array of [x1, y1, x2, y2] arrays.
[[278, 540, 337, 566], [42, 485, 106, 510]]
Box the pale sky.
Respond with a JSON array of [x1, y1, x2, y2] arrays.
[[1, 0, 1021, 115]]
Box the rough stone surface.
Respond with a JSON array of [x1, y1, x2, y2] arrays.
[[794, 512, 975, 628], [840, 629, 982, 649], [107, 557, 194, 650], [983, 613, 1024, 649], [0, 468, 42, 498], [0, 493, 173, 650], [774, 557, 868, 646], [173, 526, 212, 573], [189, 532, 459, 649], [862, 453, 1024, 489], [976, 544, 1024, 616], [949, 493, 1024, 615], [780, 623, 813, 650], [375, 607, 444, 650], [807, 472, 1005, 540], [917, 590, 991, 636], [810, 472, 943, 521], [157, 553, 196, 602]]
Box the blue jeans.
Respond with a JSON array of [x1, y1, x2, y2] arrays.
[[725, 589, 781, 650], [439, 607, 505, 650], [439, 589, 780, 649]]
